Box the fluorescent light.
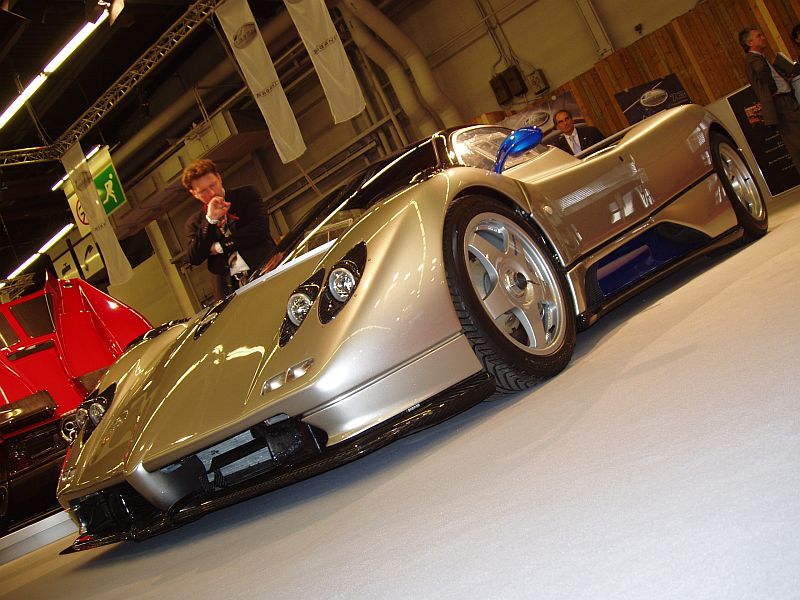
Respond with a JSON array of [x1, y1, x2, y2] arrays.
[[0, 74, 47, 129], [85, 145, 101, 160], [51, 174, 69, 191], [38, 223, 75, 254], [44, 12, 109, 74], [6, 254, 40, 279], [0, 11, 109, 131], [4, 223, 76, 280], [51, 145, 102, 191]]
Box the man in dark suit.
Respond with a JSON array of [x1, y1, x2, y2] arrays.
[[182, 159, 276, 300], [552, 109, 605, 155], [740, 27, 800, 172]]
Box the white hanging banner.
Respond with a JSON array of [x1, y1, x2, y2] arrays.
[[217, 0, 306, 163], [284, 0, 365, 123], [62, 143, 133, 285]]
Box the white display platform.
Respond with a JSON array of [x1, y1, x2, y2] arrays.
[[0, 511, 76, 566]]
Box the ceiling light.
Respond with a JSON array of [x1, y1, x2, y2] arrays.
[[0, 223, 76, 287], [0, 11, 109, 130], [51, 145, 101, 191], [37, 224, 75, 254]]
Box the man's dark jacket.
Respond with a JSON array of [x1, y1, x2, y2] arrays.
[[743, 50, 800, 171], [185, 185, 275, 300], [745, 51, 781, 125], [552, 125, 606, 155]]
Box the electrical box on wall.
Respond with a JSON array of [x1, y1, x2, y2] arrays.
[[501, 65, 528, 97], [491, 65, 548, 104], [490, 74, 512, 105], [529, 68, 549, 95]]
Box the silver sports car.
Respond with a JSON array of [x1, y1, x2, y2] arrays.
[[56, 104, 766, 551]]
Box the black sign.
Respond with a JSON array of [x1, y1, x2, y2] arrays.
[[615, 74, 691, 125], [727, 86, 800, 196]]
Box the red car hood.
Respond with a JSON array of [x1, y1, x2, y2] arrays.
[[0, 276, 152, 435]]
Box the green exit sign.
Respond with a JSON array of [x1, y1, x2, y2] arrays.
[[93, 162, 127, 215]]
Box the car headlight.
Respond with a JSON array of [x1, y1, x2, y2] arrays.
[[74, 407, 89, 432], [88, 401, 106, 426], [66, 386, 115, 443], [279, 243, 368, 345], [287, 292, 314, 327], [319, 243, 367, 324], [280, 270, 325, 346], [328, 267, 357, 302]]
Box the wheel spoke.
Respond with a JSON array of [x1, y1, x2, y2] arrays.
[[467, 231, 506, 275], [514, 303, 549, 348], [481, 284, 517, 320]]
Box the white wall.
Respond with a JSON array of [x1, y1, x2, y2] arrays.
[[108, 254, 184, 325], [594, 0, 699, 48], [392, 0, 699, 120]]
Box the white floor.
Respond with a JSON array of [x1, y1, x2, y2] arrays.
[[2, 198, 799, 600]]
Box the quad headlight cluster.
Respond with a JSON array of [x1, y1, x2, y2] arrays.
[[62, 386, 115, 443], [280, 243, 367, 346]]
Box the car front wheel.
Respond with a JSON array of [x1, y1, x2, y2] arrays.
[[443, 196, 576, 393]]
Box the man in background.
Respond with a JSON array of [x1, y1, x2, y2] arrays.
[[740, 27, 800, 172], [182, 159, 276, 300], [552, 109, 605, 155]]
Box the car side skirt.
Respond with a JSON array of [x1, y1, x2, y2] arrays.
[[565, 170, 741, 326], [575, 227, 741, 329]]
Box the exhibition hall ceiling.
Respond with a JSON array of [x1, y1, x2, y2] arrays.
[[0, 0, 285, 277]]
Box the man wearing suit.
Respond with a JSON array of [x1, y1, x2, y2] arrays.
[[740, 27, 800, 172], [552, 110, 605, 155], [182, 159, 276, 300]]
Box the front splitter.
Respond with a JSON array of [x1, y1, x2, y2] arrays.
[[63, 371, 495, 553]]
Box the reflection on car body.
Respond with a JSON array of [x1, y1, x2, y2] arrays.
[[56, 105, 767, 551]]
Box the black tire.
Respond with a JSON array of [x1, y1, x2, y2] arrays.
[[443, 196, 576, 393], [711, 131, 768, 242]]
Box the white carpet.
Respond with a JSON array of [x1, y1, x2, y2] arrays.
[[2, 200, 798, 600]]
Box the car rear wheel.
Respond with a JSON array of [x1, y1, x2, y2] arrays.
[[711, 131, 767, 241], [443, 196, 576, 393]]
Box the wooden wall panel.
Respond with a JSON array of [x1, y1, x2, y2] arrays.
[[561, 0, 800, 134]]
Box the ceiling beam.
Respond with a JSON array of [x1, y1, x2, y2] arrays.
[[0, 0, 222, 167]]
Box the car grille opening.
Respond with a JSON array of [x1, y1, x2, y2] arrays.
[[71, 483, 159, 537], [5, 421, 67, 476], [162, 416, 326, 492]]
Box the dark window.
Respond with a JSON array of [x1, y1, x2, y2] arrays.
[[282, 139, 440, 259], [0, 314, 19, 348], [349, 139, 439, 209], [9, 295, 55, 338]]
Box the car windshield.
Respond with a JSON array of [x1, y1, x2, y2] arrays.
[[450, 125, 548, 171], [277, 138, 440, 263]]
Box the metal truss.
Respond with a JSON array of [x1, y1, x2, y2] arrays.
[[0, 0, 222, 167]]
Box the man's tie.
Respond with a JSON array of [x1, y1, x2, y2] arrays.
[[570, 132, 581, 154]]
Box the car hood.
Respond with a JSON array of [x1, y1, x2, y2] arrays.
[[60, 241, 342, 497]]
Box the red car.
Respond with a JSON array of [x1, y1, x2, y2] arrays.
[[0, 276, 151, 534]]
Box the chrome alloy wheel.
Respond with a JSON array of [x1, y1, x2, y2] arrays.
[[463, 212, 568, 356], [717, 142, 765, 222]]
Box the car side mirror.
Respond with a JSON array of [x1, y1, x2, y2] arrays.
[[493, 126, 544, 173]]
